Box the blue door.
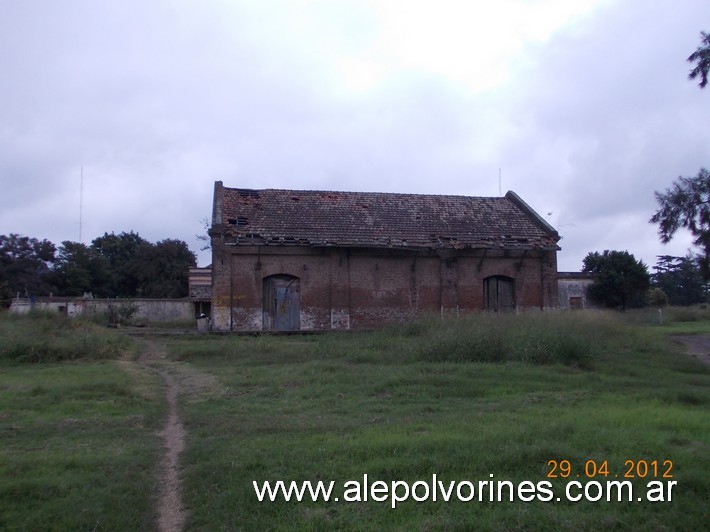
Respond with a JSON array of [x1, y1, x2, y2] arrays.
[[263, 275, 300, 330]]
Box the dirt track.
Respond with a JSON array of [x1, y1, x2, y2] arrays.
[[136, 339, 186, 532], [671, 335, 710, 366]]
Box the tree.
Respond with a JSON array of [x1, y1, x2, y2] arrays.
[[53, 241, 113, 297], [90, 232, 196, 297], [0, 234, 56, 306], [688, 31, 710, 88], [133, 239, 196, 298], [195, 217, 211, 252], [650, 168, 710, 278], [651, 254, 707, 306], [91, 231, 151, 296], [582, 250, 650, 310], [647, 287, 669, 308], [1, 231, 197, 303], [649, 32, 709, 277]]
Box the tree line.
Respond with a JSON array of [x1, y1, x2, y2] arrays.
[[0, 231, 196, 306], [581, 250, 707, 310]]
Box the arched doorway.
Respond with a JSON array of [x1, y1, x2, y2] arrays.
[[484, 275, 515, 312], [263, 274, 301, 330]]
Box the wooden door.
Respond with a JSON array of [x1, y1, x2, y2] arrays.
[[484, 276, 515, 312]]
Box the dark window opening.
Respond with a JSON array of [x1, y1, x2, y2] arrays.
[[227, 217, 249, 226], [569, 296, 583, 310], [194, 301, 211, 319]]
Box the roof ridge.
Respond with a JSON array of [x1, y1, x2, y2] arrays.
[[222, 185, 503, 201]]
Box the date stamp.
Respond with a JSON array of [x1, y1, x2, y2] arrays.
[[547, 459, 674, 479]]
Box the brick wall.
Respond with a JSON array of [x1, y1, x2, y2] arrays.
[[210, 242, 559, 331]]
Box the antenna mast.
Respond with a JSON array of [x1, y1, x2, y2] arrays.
[[498, 167, 502, 196], [79, 166, 84, 243]]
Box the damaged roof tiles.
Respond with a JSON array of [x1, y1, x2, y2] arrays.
[[213, 182, 560, 251]]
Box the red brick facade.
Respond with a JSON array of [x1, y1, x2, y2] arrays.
[[210, 182, 559, 331]]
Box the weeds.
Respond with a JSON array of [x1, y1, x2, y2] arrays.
[[316, 312, 622, 367], [0, 310, 131, 363], [405, 313, 604, 366], [106, 301, 139, 327], [169, 311, 636, 368]]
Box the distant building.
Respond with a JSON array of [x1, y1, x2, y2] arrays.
[[557, 272, 598, 310], [188, 266, 212, 318], [208, 181, 561, 331]]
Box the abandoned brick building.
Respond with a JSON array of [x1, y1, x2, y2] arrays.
[[209, 181, 560, 331]]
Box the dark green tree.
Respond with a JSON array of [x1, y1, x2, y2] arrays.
[[1, 231, 197, 302], [649, 33, 709, 278], [582, 250, 650, 310], [0, 234, 56, 306], [647, 287, 669, 307], [91, 231, 151, 296], [651, 254, 707, 306], [53, 241, 113, 297], [90, 232, 196, 297], [688, 31, 710, 88], [650, 168, 710, 278], [133, 239, 196, 298]]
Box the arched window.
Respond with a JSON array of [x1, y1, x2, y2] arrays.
[[484, 275, 515, 312], [263, 274, 300, 330]]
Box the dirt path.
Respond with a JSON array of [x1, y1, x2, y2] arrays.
[[672, 335, 710, 366], [136, 339, 187, 532]]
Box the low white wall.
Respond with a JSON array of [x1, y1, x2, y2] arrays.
[[9, 297, 194, 323]]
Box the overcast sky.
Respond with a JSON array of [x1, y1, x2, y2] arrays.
[[1, 0, 708, 270]]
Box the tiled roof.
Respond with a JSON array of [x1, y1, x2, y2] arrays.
[[214, 183, 560, 250]]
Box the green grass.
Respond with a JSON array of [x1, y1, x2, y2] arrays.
[[167, 311, 710, 530], [1, 309, 708, 530], [623, 304, 710, 329], [0, 310, 133, 363], [0, 311, 163, 530]]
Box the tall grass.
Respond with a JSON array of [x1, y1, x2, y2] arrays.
[[406, 312, 614, 366], [166, 310, 710, 530], [621, 304, 710, 326], [0, 310, 131, 363], [318, 311, 627, 368], [171, 311, 624, 368]]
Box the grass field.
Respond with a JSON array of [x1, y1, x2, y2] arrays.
[[0, 312, 164, 530], [0, 309, 708, 530]]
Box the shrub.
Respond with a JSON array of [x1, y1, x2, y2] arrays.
[[106, 302, 139, 327], [647, 287, 669, 307]]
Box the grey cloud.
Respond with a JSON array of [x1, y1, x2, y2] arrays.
[[1, 0, 708, 272]]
